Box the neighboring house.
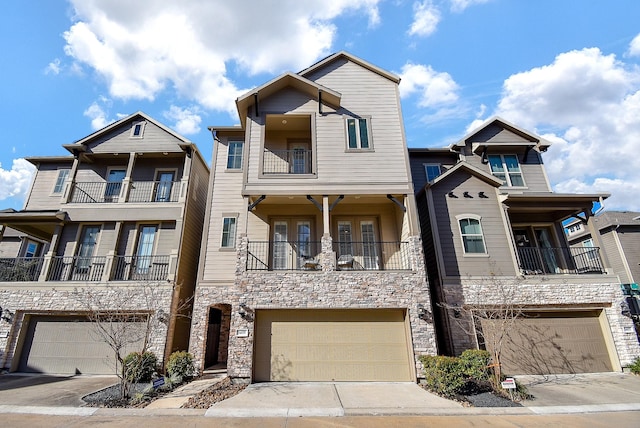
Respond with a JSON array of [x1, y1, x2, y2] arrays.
[[189, 52, 437, 382], [0, 112, 209, 374], [409, 117, 640, 375]]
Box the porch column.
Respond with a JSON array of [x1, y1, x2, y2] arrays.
[[585, 211, 612, 273], [61, 157, 80, 204], [179, 149, 192, 203], [119, 152, 137, 203], [39, 223, 64, 282], [322, 195, 330, 236], [102, 250, 115, 282]]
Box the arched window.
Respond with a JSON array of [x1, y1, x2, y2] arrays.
[[456, 214, 487, 254]]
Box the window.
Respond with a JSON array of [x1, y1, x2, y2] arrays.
[[457, 215, 487, 254], [488, 154, 525, 187], [136, 225, 157, 274], [221, 217, 237, 248], [424, 164, 442, 182], [346, 118, 370, 149], [52, 169, 70, 194], [105, 169, 126, 202], [227, 141, 243, 169], [77, 225, 100, 269], [24, 240, 39, 258], [155, 171, 175, 202], [130, 121, 146, 138]]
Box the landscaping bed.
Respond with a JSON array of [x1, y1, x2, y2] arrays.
[[182, 377, 248, 408]]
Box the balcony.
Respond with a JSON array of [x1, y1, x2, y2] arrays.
[[0, 257, 44, 282], [69, 180, 179, 204], [517, 246, 605, 275], [112, 255, 171, 281], [263, 149, 312, 175], [246, 240, 411, 271], [48, 255, 107, 281]]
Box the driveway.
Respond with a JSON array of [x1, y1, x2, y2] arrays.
[[0, 374, 117, 407]]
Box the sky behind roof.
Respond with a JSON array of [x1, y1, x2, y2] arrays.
[[1, 0, 640, 211]]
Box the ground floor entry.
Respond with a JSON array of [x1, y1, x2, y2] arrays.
[[15, 315, 146, 375], [253, 308, 414, 382], [480, 310, 615, 375]]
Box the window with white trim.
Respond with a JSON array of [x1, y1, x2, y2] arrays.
[[488, 154, 524, 187], [52, 169, 70, 194], [221, 217, 237, 248], [423, 163, 442, 182], [345, 118, 371, 150], [457, 215, 487, 254], [130, 121, 146, 138], [227, 141, 244, 169]]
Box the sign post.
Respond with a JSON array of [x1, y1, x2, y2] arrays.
[[501, 377, 516, 401]]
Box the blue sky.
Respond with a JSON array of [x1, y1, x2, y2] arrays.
[[2, 0, 640, 211]]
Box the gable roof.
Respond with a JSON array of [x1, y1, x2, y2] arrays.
[[451, 116, 552, 153], [299, 51, 400, 84], [62, 111, 193, 155], [427, 161, 504, 189], [235, 72, 341, 127]]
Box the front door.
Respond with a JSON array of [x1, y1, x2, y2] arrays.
[[333, 218, 380, 270], [288, 141, 311, 174], [155, 171, 175, 202], [105, 169, 126, 202], [271, 219, 314, 270]]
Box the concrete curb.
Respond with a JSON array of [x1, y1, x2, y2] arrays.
[[0, 405, 97, 416], [528, 403, 640, 414]]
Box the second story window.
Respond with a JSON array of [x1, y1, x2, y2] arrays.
[[346, 118, 371, 150], [488, 154, 525, 187], [130, 121, 146, 138], [221, 217, 237, 248], [457, 215, 487, 254], [423, 164, 442, 182], [227, 141, 244, 170], [52, 169, 70, 194]]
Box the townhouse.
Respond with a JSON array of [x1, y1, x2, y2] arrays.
[[0, 112, 208, 374], [189, 52, 437, 381], [409, 117, 640, 375]]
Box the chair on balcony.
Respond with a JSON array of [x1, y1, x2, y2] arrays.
[[337, 254, 354, 270], [302, 257, 320, 270]]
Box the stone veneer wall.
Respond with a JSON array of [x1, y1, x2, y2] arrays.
[[0, 285, 173, 371], [189, 234, 437, 380], [442, 277, 640, 366]]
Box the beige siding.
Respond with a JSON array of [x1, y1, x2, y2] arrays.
[[601, 231, 632, 283], [0, 238, 22, 258], [432, 173, 516, 277], [618, 227, 640, 283], [86, 120, 188, 155], [24, 162, 73, 210]]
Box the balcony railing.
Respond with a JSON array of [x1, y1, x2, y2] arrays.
[[333, 241, 411, 271], [517, 246, 605, 275], [70, 182, 122, 203], [263, 149, 312, 174], [112, 255, 171, 281], [247, 241, 322, 270], [0, 257, 44, 281], [69, 180, 180, 203], [128, 181, 179, 203], [48, 255, 107, 281]]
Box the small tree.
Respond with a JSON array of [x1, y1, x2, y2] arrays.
[[70, 281, 177, 399], [440, 271, 527, 386]]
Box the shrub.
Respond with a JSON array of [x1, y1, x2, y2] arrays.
[[167, 351, 196, 380], [459, 349, 491, 381], [123, 351, 158, 383], [629, 357, 640, 375], [420, 355, 466, 398]]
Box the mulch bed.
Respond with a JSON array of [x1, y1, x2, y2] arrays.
[[182, 377, 248, 409]]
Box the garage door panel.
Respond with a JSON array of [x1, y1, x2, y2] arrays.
[[18, 316, 146, 375], [481, 311, 613, 375], [255, 309, 413, 382]]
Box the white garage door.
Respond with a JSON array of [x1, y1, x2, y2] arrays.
[[253, 309, 414, 382], [17, 315, 146, 375]]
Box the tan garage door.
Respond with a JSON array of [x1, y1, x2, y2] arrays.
[[17, 315, 146, 375], [480, 311, 613, 375], [253, 309, 414, 382]]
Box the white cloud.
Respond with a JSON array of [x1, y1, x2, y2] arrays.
[[629, 33, 640, 57], [450, 0, 491, 13], [83, 101, 112, 130], [164, 106, 202, 135], [492, 47, 640, 211], [0, 159, 36, 202], [408, 1, 441, 37], [399, 63, 459, 107], [45, 58, 61, 75], [62, 0, 382, 117]]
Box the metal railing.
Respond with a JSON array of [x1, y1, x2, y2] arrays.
[[517, 246, 604, 275], [263, 149, 312, 174], [111, 255, 171, 281], [128, 181, 179, 203], [48, 255, 107, 281], [247, 241, 322, 270], [0, 257, 44, 281], [333, 241, 411, 270], [70, 182, 121, 203]]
